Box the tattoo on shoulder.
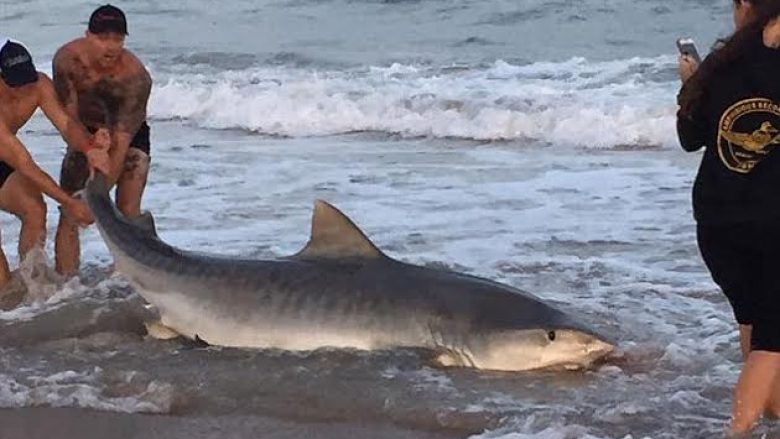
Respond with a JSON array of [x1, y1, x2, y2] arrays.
[[52, 52, 82, 105]]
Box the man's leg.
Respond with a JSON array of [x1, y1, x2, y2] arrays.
[[115, 148, 149, 218], [0, 173, 47, 258], [0, 173, 47, 309], [54, 151, 88, 277], [55, 213, 80, 276], [0, 226, 10, 290]]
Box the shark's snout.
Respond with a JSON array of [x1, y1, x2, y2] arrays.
[[587, 338, 616, 360]]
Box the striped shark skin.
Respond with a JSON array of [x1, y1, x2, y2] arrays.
[[85, 175, 613, 371]]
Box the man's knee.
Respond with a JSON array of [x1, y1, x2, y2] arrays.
[[31, 197, 46, 216], [117, 199, 141, 218], [21, 197, 46, 224], [117, 150, 149, 218], [57, 206, 81, 231], [123, 149, 150, 175], [60, 150, 89, 194]]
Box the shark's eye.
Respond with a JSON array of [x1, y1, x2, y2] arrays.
[[547, 331, 556, 341]]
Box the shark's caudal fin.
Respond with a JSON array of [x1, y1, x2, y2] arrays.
[[293, 200, 386, 260]]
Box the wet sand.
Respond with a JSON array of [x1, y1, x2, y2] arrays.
[[0, 408, 461, 439]]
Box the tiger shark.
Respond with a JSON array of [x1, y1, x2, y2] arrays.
[[84, 175, 614, 372]]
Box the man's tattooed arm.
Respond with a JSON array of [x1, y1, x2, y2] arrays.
[[107, 68, 152, 184], [52, 49, 80, 118], [116, 68, 151, 139]]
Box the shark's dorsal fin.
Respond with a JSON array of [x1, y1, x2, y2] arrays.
[[293, 200, 384, 260], [129, 211, 159, 237]]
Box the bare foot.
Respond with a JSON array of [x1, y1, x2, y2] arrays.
[[0, 276, 27, 311]]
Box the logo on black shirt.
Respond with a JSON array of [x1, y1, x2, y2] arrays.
[[718, 98, 780, 173]]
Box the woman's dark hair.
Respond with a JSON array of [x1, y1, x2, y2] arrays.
[[679, 0, 780, 116]]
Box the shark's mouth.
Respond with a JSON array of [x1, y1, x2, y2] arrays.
[[563, 363, 586, 371]]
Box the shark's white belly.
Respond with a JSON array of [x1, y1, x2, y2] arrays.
[[134, 283, 412, 352]]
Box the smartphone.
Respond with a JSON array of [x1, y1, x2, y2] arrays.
[[676, 38, 701, 63]]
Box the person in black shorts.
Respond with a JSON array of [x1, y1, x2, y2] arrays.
[[59, 122, 150, 194], [0, 163, 15, 189], [677, 0, 780, 434], [0, 40, 108, 309], [53, 5, 153, 276]]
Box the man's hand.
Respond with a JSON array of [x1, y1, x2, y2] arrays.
[[679, 54, 699, 83], [86, 148, 111, 176], [63, 198, 94, 226], [93, 128, 110, 149], [86, 128, 111, 176]]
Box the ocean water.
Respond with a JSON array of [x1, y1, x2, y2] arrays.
[[1, 0, 776, 438]]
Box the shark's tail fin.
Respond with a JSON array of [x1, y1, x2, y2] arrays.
[[84, 173, 114, 219]]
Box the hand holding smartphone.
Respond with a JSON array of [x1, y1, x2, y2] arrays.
[[676, 38, 701, 64], [677, 37, 701, 83]]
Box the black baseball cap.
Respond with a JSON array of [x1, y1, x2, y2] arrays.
[[0, 41, 38, 87], [88, 4, 128, 35]]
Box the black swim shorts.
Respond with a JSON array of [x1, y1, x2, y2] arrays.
[[697, 221, 780, 352], [0, 161, 14, 188], [60, 122, 151, 193]]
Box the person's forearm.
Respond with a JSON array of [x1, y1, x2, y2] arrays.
[[61, 120, 97, 154], [107, 147, 128, 186], [17, 161, 74, 206], [677, 113, 706, 152]]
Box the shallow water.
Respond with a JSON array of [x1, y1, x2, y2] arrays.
[[1, 129, 770, 438], [1, 0, 777, 437]]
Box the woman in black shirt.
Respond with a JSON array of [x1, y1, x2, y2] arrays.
[[678, 0, 780, 434]]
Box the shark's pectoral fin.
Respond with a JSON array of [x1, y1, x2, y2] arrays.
[[129, 211, 159, 237], [176, 334, 211, 350], [144, 321, 211, 349], [144, 320, 181, 340], [430, 348, 475, 369], [433, 350, 462, 368], [292, 200, 387, 260], [193, 334, 210, 347]]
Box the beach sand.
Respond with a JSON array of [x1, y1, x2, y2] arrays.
[[0, 408, 459, 439]]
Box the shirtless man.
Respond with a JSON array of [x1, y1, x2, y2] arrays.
[[53, 4, 152, 276], [0, 40, 108, 309]]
